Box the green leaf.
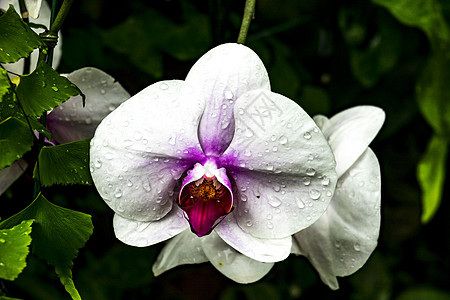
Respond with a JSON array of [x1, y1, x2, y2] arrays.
[[0, 117, 34, 169], [371, 0, 450, 48], [16, 61, 84, 117], [0, 68, 19, 120], [417, 135, 449, 223], [0, 5, 45, 63], [0, 220, 34, 281], [33, 139, 92, 186], [0, 194, 94, 300], [416, 53, 450, 136]]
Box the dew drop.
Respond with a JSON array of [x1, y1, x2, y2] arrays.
[[108, 104, 116, 111], [354, 243, 361, 251], [104, 152, 114, 160], [335, 240, 341, 249], [114, 189, 123, 198], [302, 177, 311, 186], [159, 83, 169, 90], [85, 117, 92, 125], [94, 159, 102, 168], [224, 90, 233, 100], [272, 184, 281, 192], [309, 189, 321, 200], [296, 197, 305, 209], [321, 176, 330, 186], [279, 135, 288, 145], [100, 89, 106, 94], [244, 149, 252, 157], [143, 183, 152, 192], [303, 132, 312, 140], [306, 168, 316, 176], [268, 196, 282, 207], [266, 214, 273, 220], [246, 220, 252, 227], [51, 86, 59, 92], [267, 222, 274, 229]]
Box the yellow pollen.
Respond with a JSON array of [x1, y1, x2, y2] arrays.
[[190, 178, 225, 201]]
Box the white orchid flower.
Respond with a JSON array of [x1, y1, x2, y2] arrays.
[[292, 106, 385, 289], [89, 43, 338, 282], [0, 67, 130, 195], [0, 0, 62, 75]]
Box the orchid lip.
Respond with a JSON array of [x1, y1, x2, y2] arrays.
[[178, 161, 233, 237]]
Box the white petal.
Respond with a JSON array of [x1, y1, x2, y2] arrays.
[[152, 229, 208, 276], [24, 0, 42, 18], [113, 207, 189, 247], [220, 89, 337, 239], [1, 0, 62, 75], [90, 80, 204, 222], [183, 43, 270, 156], [293, 148, 381, 290], [47, 67, 131, 144], [201, 231, 274, 284], [324, 106, 385, 177], [313, 115, 330, 130], [0, 159, 27, 195], [215, 215, 291, 263]]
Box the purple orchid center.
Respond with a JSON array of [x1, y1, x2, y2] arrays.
[[178, 160, 233, 237]]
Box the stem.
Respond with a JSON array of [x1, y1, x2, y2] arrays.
[[48, 0, 73, 36], [237, 0, 256, 44], [18, 0, 31, 74]]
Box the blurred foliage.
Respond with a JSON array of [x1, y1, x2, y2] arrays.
[[1, 0, 450, 299]]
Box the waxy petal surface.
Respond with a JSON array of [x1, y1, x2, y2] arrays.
[[152, 229, 209, 276], [201, 231, 274, 284], [90, 80, 205, 222], [0, 159, 27, 195], [321, 106, 385, 177], [47, 67, 131, 143], [183, 43, 270, 156], [215, 216, 291, 263], [24, 0, 42, 18], [293, 148, 381, 290], [220, 89, 337, 239], [113, 207, 189, 247]]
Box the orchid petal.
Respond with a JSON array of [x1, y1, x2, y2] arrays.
[[0, 159, 27, 195], [90, 80, 205, 222], [113, 207, 189, 247], [293, 148, 381, 290], [201, 231, 274, 284], [152, 229, 208, 277], [323, 106, 385, 177], [47, 67, 131, 144], [215, 215, 291, 263], [313, 115, 330, 129], [1, 0, 62, 75], [220, 89, 337, 239], [183, 43, 270, 156], [24, 0, 42, 18]]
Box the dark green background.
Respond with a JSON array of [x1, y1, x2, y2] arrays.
[[2, 0, 450, 299]]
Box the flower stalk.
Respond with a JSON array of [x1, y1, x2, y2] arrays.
[[237, 0, 256, 44]]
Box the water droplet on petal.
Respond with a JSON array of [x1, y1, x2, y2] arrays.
[[306, 168, 316, 176], [51, 86, 59, 92], [244, 149, 252, 157], [279, 135, 288, 145], [335, 240, 341, 249], [354, 243, 361, 251], [224, 90, 233, 100], [159, 83, 169, 90], [268, 196, 282, 207], [114, 189, 123, 198], [303, 132, 312, 139], [246, 220, 252, 227], [321, 176, 330, 186], [94, 159, 102, 168], [302, 177, 311, 186], [309, 189, 321, 200], [296, 197, 305, 209], [108, 105, 116, 111]]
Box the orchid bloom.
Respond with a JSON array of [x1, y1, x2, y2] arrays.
[[0, 67, 130, 195], [152, 106, 385, 283], [89, 43, 338, 282], [292, 106, 385, 289], [0, 0, 62, 75]]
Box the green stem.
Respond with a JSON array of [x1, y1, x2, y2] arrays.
[[237, 0, 256, 44], [48, 0, 73, 36]]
